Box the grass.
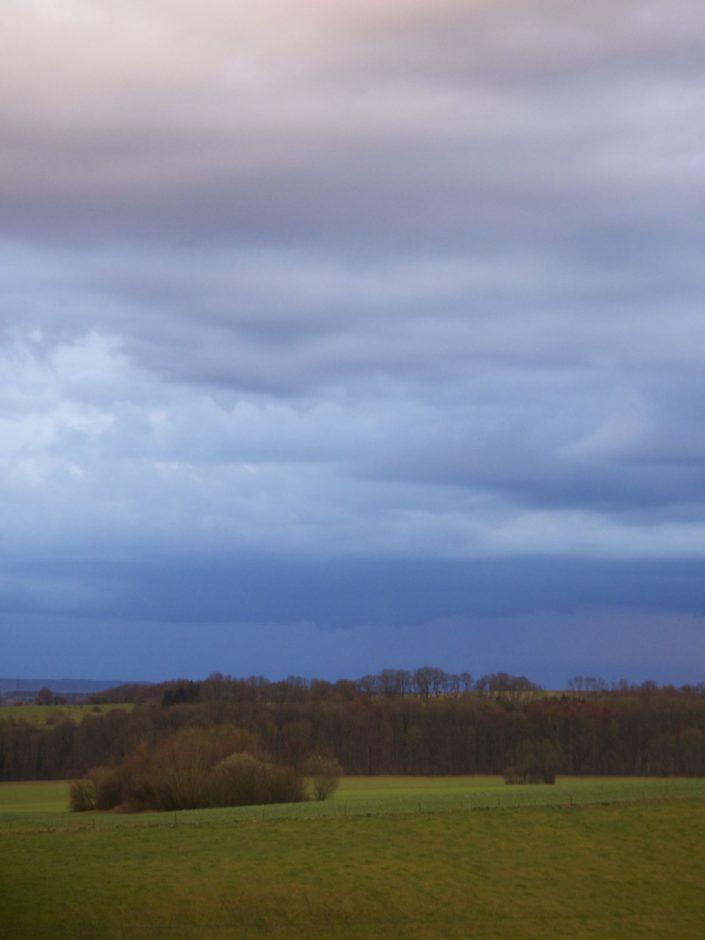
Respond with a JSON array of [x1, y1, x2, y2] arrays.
[[1, 796, 704, 938], [0, 702, 133, 725], [0, 779, 72, 814], [2, 774, 705, 828]]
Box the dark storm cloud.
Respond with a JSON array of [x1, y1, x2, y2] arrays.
[[3, 553, 705, 685], [5, 553, 705, 627]]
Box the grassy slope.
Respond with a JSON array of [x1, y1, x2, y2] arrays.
[[1, 799, 704, 939]]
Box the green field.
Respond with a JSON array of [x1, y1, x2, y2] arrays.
[[2, 774, 705, 828], [2, 776, 705, 940], [0, 702, 133, 725], [1, 782, 704, 939]]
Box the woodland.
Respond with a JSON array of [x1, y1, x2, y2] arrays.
[[1, 669, 704, 784]]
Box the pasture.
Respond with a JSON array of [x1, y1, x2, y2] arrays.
[[1, 797, 704, 938], [1, 776, 705, 938], [1, 773, 704, 827], [0, 702, 133, 726]]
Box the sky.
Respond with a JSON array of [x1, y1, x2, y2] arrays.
[[2, 0, 705, 687]]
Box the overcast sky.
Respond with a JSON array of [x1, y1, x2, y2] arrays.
[[2, 1, 705, 686]]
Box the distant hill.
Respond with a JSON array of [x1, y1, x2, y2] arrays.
[[0, 678, 131, 695]]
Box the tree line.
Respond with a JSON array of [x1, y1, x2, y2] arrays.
[[1, 669, 704, 781]]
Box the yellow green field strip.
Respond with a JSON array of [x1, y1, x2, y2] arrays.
[[2, 775, 705, 831], [0, 703, 133, 725]]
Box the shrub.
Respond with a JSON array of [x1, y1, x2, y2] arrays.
[[208, 752, 306, 807], [304, 754, 343, 801], [89, 764, 126, 810], [69, 778, 96, 812]]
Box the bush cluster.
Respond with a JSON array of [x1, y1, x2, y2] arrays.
[[71, 725, 308, 812]]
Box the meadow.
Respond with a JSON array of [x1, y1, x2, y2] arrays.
[[1, 776, 705, 938], [2, 773, 705, 827], [0, 702, 133, 725]]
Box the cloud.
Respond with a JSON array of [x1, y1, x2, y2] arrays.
[[1, 2, 704, 680], [2, 0, 704, 254], [2, 316, 705, 571]]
